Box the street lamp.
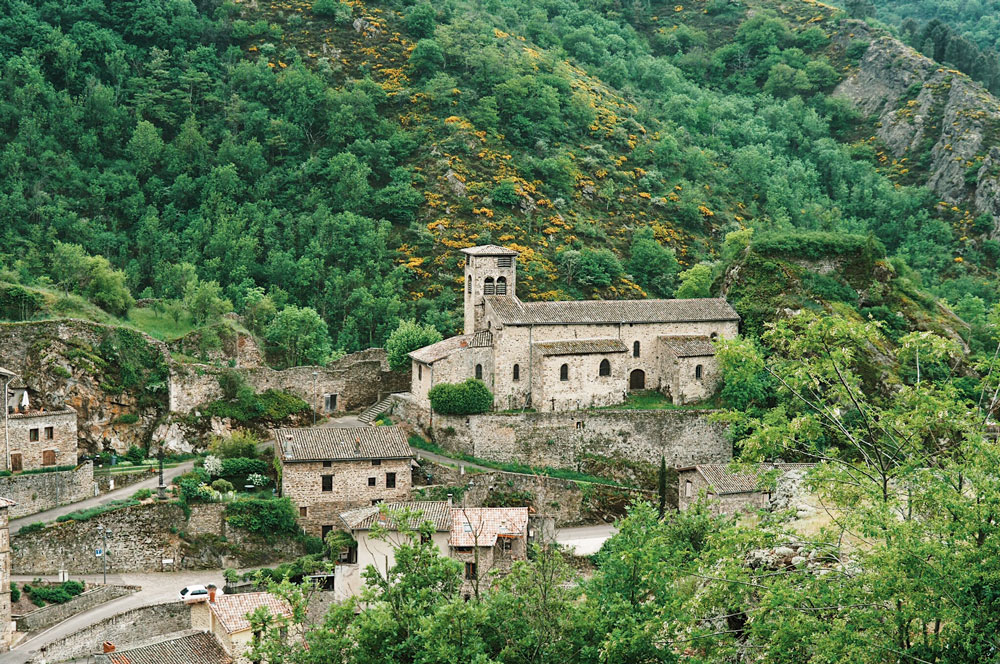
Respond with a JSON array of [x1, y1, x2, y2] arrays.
[[0, 367, 16, 473], [97, 525, 111, 584], [313, 371, 319, 425], [157, 449, 166, 500]]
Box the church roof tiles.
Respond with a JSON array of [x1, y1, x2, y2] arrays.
[[460, 245, 519, 256], [408, 331, 493, 364], [534, 339, 628, 356], [660, 335, 717, 357], [485, 296, 739, 326]]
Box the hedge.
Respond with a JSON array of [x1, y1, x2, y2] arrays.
[[428, 378, 493, 415], [224, 497, 299, 535]]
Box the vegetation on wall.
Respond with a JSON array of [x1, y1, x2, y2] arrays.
[[428, 379, 493, 415]]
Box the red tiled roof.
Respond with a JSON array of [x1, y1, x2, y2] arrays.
[[209, 593, 292, 634], [99, 630, 232, 664], [408, 331, 492, 364], [340, 501, 452, 531], [450, 507, 529, 547], [278, 426, 412, 462], [485, 296, 739, 326]]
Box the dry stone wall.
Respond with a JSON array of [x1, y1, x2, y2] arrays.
[[394, 395, 731, 470], [0, 462, 94, 519], [13, 584, 139, 632]]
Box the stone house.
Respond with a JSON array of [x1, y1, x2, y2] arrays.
[[97, 630, 233, 664], [333, 501, 530, 601], [277, 426, 413, 538], [4, 408, 77, 472], [408, 245, 739, 412], [0, 497, 12, 653], [677, 463, 814, 514], [189, 591, 294, 663]]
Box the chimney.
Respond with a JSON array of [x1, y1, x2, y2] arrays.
[[103, 642, 116, 654], [447, 493, 453, 507], [208, 584, 217, 602]]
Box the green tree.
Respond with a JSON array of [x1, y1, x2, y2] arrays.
[[409, 39, 445, 82], [385, 318, 442, 371], [674, 263, 714, 298], [628, 228, 680, 297], [404, 3, 437, 39], [265, 305, 333, 368]]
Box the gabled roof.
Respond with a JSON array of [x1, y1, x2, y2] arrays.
[[0, 366, 16, 380], [340, 501, 452, 531], [0, 497, 16, 508], [208, 593, 293, 634], [679, 464, 815, 495], [660, 335, 716, 358], [461, 245, 519, 256], [408, 331, 493, 364], [534, 339, 627, 356], [98, 630, 232, 664], [450, 507, 529, 547], [485, 296, 739, 326], [278, 426, 412, 462]]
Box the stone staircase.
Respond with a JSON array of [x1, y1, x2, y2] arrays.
[[358, 396, 393, 424]]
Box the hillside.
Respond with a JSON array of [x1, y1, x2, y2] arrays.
[[0, 0, 995, 359]]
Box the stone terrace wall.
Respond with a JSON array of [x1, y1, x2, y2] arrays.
[[394, 395, 731, 470], [11, 502, 305, 574], [26, 601, 189, 664], [169, 348, 409, 414], [14, 584, 139, 632], [0, 462, 94, 519], [95, 468, 151, 494]]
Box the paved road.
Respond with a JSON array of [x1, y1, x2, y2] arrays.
[[410, 447, 492, 472], [9, 460, 196, 532], [7, 569, 227, 664], [555, 524, 617, 556]]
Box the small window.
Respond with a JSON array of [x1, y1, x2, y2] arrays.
[[496, 276, 507, 295], [497, 256, 513, 268], [325, 394, 337, 412], [499, 538, 513, 551], [321, 475, 333, 492], [695, 365, 703, 380], [484, 277, 495, 295], [465, 562, 478, 580], [322, 525, 333, 540], [29, 428, 38, 442], [368, 477, 376, 487], [418, 364, 422, 380], [685, 480, 693, 498], [633, 341, 640, 358], [560, 364, 569, 381], [42, 450, 56, 466], [455, 546, 473, 553], [44, 426, 54, 440], [599, 359, 611, 377], [710, 332, 718, 342], [467, 275, 472, 293], [475, 364, 483, 380], [299, 506, 308, 517], [323, 460, 332, 468], [372, 459, 382, 466], [513, 364, 520, 381], [371, 498, 383, 506], [386, 472, 396, 489]]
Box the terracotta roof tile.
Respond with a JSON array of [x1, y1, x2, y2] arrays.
[[660, 335, 716, 357], [485, 296, 739, 326], [6, 408, 75, 420], [209, 593, 293, 634], [340, 501, 452, 531], [278, 426, 412, 462], [461, 245, 520, 256], [408, 332, 492, 364], [534, 339, 627, 356], [99, 630, 232, 664], [0, 496, 16, 508], [682, 464, 815, 495], [450, 507, 529, 547]]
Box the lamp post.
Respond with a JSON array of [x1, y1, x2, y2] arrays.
[[157, 449, 166, 500], [313, 371, 319, 425], [97, 525, 111, 585], [0, 367, 16, 473]]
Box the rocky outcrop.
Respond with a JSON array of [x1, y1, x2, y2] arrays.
[[834, 33, 1000, 235]]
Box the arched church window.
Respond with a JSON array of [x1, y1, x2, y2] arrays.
[[476, 364, 483, 380], [513, 364, 520, 381], [560, 364, 569, 381], [418, 365, 422, 380], [633, 341, 640, 358], [496, 276, 507, 295], [484, 277, 495, 295], [599, 359, 611, 376], [695, 364, 703, 380]]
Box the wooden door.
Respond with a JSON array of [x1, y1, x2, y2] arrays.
[[629, 369, 646, 391], [10, 453, 22, 472]]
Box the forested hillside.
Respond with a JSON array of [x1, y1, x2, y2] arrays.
[[1, 0, 998, 364]]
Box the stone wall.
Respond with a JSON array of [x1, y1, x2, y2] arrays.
[[11, 502, 306, 574], [0, 462, 94, 519], [4, 409, 78, 472], [168, 347, 409, 415], [1, 504, 10, 652], [26, 601, 189, 664], [14, 584, 139, 632], [94, 468, 151, 494], [393, 394, 732, 470]]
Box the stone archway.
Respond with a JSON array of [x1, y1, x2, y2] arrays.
[[629, 369, 646, 391]]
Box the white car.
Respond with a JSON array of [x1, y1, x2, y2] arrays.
[[179, 584, 222, 602]]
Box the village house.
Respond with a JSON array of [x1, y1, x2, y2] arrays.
[[97, 630, 233, 664], [0, 497, 13, 653], [678, 463, 814, 514], [333, 501, 530, 601], [407, 245, 740, 412], [277, 426, 413, 538], [189, 591, 294, 662], [2, 369, 78, 472]]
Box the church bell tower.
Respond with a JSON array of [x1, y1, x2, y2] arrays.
[[460, 245, 519, 334]]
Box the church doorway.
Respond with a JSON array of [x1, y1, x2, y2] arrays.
[[629, 369, 645, 391]]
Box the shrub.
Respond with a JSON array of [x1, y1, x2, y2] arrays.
[[209, 431, 260, 459], [312, 0, 351, 20], [203, 454, 223, 477], [124, 445, 146, 465], [132, 488, 152, 501], [752, 231, 885, 261], [178, 478, 213, 504], [428, 379, 493, 415], [220, 457, 270, 486], [491, 180, 520, 206], [212, 479, 234, 493], [225, 498, 299, 535], [17, 522, 45, 535], [10, 583, 19, 603], [26, 580, 85, 606], [114, 413, 139, 425], [56, 499, 138, 523]]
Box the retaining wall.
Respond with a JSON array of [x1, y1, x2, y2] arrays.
[[95, 469, 152, 494], [26, 601, 188, 663], [393, 394, 732, 470], [0, 463, 94, 519], [14, 584, 139, 632]]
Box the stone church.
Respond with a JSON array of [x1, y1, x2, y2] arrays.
[[409, 245, 740, 412]]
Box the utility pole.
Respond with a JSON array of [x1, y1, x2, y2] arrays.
[[313, 371, 319, 425], [0, 367, 16, 473]]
